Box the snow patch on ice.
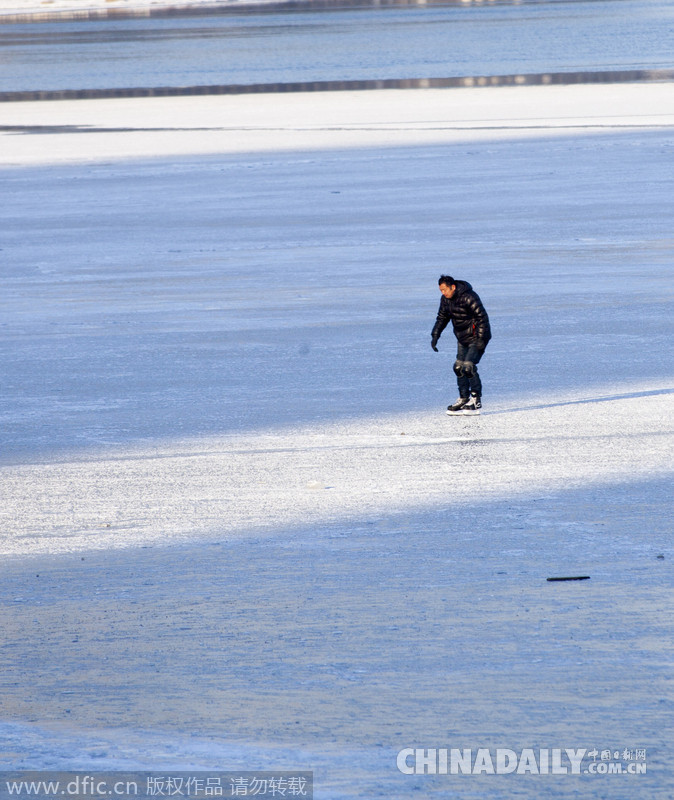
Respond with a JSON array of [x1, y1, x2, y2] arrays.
[[2, 380, 672, 557]]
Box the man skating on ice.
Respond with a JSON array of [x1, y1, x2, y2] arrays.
[[431, 275, 491, 415]]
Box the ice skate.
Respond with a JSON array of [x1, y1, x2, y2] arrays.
[[461, 393, 481, 415], [446, 396, 470, 415]]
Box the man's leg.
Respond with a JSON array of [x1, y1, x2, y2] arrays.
[[453, 342, 470, 398], [463, 343, 486, 403], [446, 343, 471, 413]]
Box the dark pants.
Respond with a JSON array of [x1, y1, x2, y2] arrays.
[[455, 341, 486, 398]]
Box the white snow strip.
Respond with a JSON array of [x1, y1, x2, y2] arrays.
[[2, 82, 674, 166], [2, 382, 672, 557]]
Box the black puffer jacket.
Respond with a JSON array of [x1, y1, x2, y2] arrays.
[[431, 280, 492, 346]]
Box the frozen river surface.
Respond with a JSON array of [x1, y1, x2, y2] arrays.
[[1, 81, 673, 798], [1, 0, 673, 790]]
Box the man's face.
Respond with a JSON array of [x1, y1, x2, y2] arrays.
[[439, 282, 456, 299]]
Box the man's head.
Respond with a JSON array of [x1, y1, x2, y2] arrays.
[[438, 275, 456, 299]]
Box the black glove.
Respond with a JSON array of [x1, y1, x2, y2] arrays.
[[431, 334, 439, 352], [474, 339, 485, 351]]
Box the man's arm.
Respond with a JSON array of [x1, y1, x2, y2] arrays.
[[431, 298, 450, 351]]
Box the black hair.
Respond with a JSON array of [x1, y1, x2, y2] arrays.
[[438, 275, 455, 286]]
